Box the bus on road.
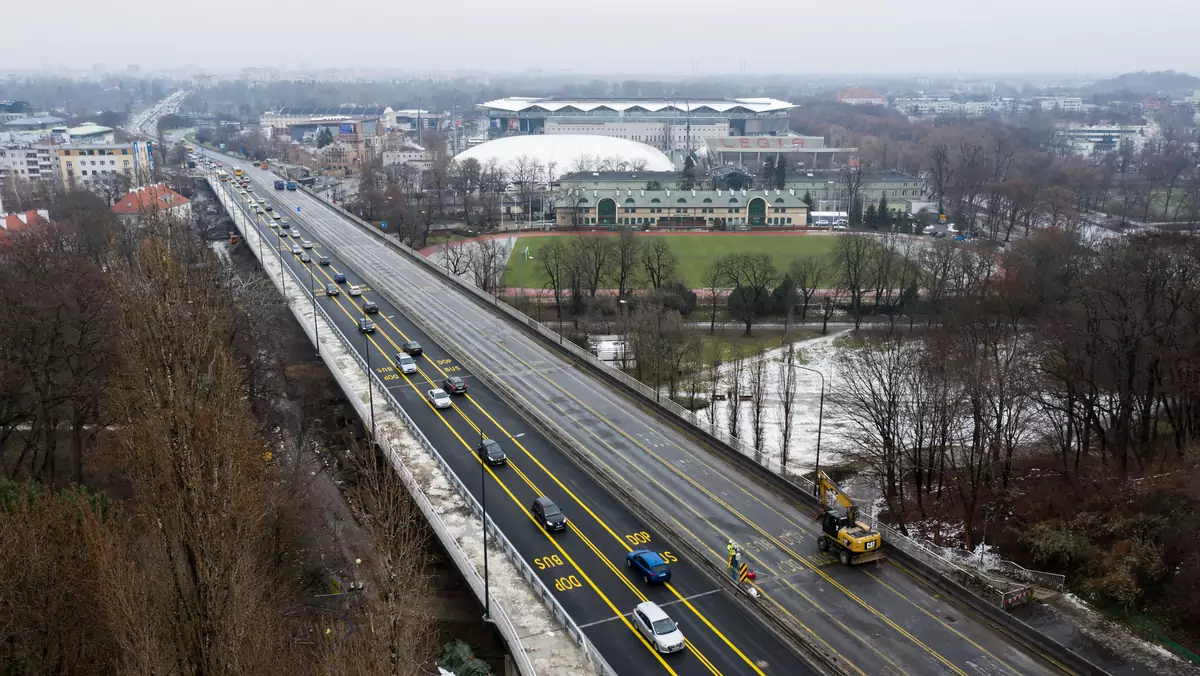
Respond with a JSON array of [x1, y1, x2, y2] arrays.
[[217, 170, 229, 181]]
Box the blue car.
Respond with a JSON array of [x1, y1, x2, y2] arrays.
[[627, 549, 671, 584], [334, 272, 347, 283]]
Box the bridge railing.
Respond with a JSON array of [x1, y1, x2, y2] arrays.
[[211, 175, 614, 676]]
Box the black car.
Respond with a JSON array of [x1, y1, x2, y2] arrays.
[[356, 317, 376, 333], [264, 205, 273, 212], [318, 255, 331, 266], [402, 340, 423, 357], [334, 272, 347, 283], [362, 300, 379, 314], [477, 438, 506, 466], [325, 283, 339, 297], [531, 496, 566, 532], [442, 376, 467, 394]]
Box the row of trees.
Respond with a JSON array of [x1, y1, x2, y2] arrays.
[[0, 197, 442, 673], [830, 229, 1200, 633]]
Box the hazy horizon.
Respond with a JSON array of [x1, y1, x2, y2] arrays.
[[4, 0, 1196, 76]]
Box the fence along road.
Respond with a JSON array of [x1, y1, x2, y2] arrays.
[[218, 156, 1067, 676], [208, 156, 819, 676]]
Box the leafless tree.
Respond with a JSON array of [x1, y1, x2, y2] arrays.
[[704, 343, 723, 427], [702, 257, 726, 334], [316, 442, 439, 676], [726, 349, 747, 440], [613, 228, 641, 303], [640, 237, 678, 291], [834, 235, 877, 329], [790, 255, 828, 324], [750, 355, 769, 458], [776, 345, 800, 472], [469, 237, 508, 295], [574, 234, 614, 297], [831, 332, 912, 533], [539, 238, 571, 321], [439, 239, 473, 277]]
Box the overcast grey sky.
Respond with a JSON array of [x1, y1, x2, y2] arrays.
[[4, 0, 1196, 75]]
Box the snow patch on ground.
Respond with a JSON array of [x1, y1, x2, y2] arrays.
[[698, 330, 853, 474], [1046, 593, 1194, 675], [209, 240, 232, 266]]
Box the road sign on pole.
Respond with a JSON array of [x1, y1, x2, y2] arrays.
[[297, 206, 302, 213], [381, 221, 387, 230]]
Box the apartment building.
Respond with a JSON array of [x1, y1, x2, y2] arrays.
[[56, 141, 153, 189]]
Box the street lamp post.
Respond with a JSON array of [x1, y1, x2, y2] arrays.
[[796, 365, 825, 490], [308, 260, 319, 356], [364, 332, 375, 439], [477, 430, 525, 621]]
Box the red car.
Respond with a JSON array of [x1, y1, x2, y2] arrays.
[[442, 376, 467, 394]]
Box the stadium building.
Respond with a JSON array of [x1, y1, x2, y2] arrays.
[[479, 97, 796, 155]]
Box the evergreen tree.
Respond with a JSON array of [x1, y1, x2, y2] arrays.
[[774, 157, 787, 190], [865, 203, 878, 230], [801, 191, 813, 208], [850, 196, 864, 226], [762, 157, 775, 188], [877, 194, 890, 230], [681, 155, 697, 190], [316, 127, 334, 149]]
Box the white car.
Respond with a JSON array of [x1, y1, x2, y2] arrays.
[[301, 240, 313, 249], [348, 284, 362, 296], [832, 223, 848, 231], [291, 245, 302, 255], [272, 213, 282, 221], [427, 388, 452, 409], [922, 224, 937, 235], [632, 602, 685, 654], [290, 229, 301, 238], [814, 219, 831, 227], [396, 353, 418, 374]]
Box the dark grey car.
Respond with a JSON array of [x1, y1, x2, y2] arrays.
[[477, 438, 506, 466], [531, 496, 566, 532]]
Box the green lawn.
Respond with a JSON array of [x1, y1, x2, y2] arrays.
[[502, 234, 839, 289]]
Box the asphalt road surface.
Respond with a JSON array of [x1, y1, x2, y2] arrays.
[[208, 161, 818, 676], [207, 152, 1067, 676]]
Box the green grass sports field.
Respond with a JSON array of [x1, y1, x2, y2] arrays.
[[501, 233, 839, 289]]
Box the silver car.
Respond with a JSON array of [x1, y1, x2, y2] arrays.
[[427, 388, 452, 410], [395, 353, 418, 374], [291, 245, 302, 255], [290, 229, 301, 238], [632, 602, 685, 654]]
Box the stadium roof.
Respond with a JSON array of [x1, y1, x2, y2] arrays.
[[453, 135, 674, 179], [263, 106, 390, 117], [3, 116, 66, 128], [481, 97, 795, 114]]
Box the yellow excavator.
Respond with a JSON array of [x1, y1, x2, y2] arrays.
[[815, 471, 885, 566]]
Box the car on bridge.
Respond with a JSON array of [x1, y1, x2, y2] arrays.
[[290, 229, 301, 238], [318, 255, 330, 266], [530, 496, 567, 532], [334, 272, 347, 283], [402, 340, 423, 357], [477, 438, 507, 466], [301, 240, 314, 249], [626, 550, 672, 584], [272, 212, 282, 220], [442, 376, 467, 394], [427, 388, 452, 409], [632, 602, 685, 654], [291, 245, 302, 255], [264, 205, 273, 212], [362, 300, 378, 314], [395, 353, 418, 374], [325, 284, 339, 297], [299, 253, 311, 263], [348, 284, 362, 296], [356, 317, 376, 334]]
